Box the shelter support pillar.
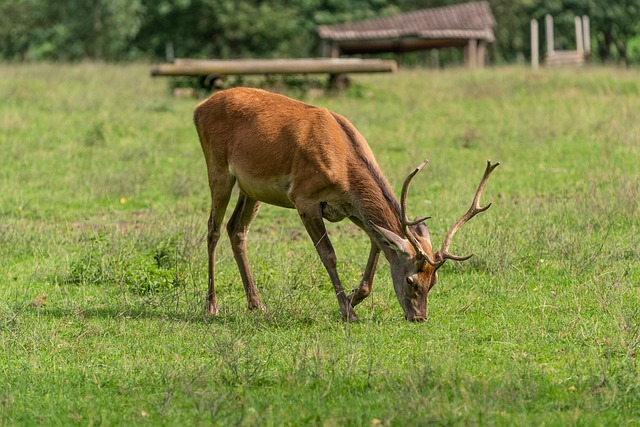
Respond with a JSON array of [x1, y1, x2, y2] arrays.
[[464, 39, 486, 68], [319, 39, 340, 58], [477, 41, 486, 67], [465, 39, 478, 68]]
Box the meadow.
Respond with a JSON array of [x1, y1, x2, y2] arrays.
[[1, 63, 639, 425]]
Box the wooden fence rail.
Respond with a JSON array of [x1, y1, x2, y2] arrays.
[[151, 58, 397, 77]]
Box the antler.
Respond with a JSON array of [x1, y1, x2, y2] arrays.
[[400, 159, 435, 264], [434, 160, 500, 264], [400, 159, 500, 268]]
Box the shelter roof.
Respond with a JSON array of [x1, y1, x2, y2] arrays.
[[317, 1, 495, 43]]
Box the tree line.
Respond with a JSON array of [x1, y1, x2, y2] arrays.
[[1, 0, 638, 65]]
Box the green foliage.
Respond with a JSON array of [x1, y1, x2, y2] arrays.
[[1, 0, 640, 64], [65, 233, 188, 294], [66, 234, 111, 287], [0, 0, 143, 60]]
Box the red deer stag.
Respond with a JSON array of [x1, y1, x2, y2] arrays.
[[194, 88, 499, 322]]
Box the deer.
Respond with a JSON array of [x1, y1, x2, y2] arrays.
[[194, 87, 499, 322]]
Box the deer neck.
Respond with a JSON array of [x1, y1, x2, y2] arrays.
[[327, 111, 405, 257], [349, 170, 405, 257]]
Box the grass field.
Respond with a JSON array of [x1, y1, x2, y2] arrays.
[[1, 63, 639, 425]]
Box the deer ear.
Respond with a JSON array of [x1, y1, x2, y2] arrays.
[[370, 222, 411, 256], [412, 221, 432, 245]]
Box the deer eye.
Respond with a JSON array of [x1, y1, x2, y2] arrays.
[[405, 276, 415, 286]]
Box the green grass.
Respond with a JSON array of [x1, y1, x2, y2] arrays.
[[1, 63, 639, 425]]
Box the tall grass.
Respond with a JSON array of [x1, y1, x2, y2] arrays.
[[1, 63, 639, 425]]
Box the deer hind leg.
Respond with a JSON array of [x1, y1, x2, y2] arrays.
[[348, 240, 380, 307], [296, 201, 359, 322], [206, 173, 235, 315], [226, 191, 265, 311]]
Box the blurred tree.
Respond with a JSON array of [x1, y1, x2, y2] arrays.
[[487, 0, 537, 63], [0, 0, 143, 60], [0, 0, 40, 60], [133, 0, 216, 59], [210, 0, 302, 58], [587, 0, 639, 65], [0, 0, 639, 64]]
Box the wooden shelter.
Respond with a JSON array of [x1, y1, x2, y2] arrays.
[[317, 1, 495, 68]]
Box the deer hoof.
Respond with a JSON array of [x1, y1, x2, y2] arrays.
[[342, 308, 360, 323], [207, 302, 219, 316], [248, 302, 267, 313]]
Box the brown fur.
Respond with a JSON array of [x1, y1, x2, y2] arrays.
[[193, 88, 495, 322], [195, 88, 404, 235]]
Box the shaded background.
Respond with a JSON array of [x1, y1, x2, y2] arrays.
[[0, 0, 639, 66]]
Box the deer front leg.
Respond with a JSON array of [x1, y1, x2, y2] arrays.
[[296, 203, 359, 322], [226, 192, 265, 312], [348, 241, 380, 307]]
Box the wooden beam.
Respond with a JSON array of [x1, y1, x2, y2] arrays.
[[336, 37, 468, 55], [151, 58, 397, 77]]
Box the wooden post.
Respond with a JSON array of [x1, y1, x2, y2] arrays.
[[477, 41, 486, 68], [319, 40, 340, 58], [582, 16, 591, 56], [545, 14, 554, 55], [319, 39, 329, 57], [575, 16, 584, 53], [165, 42, 175, 63], [430, 49, 440, 68], [531, 19, 539, 69], [329, 42, 340, 58], [466, 39, 478, 68]]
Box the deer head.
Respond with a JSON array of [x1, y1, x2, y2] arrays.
[[372, 160, 500, 321]]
